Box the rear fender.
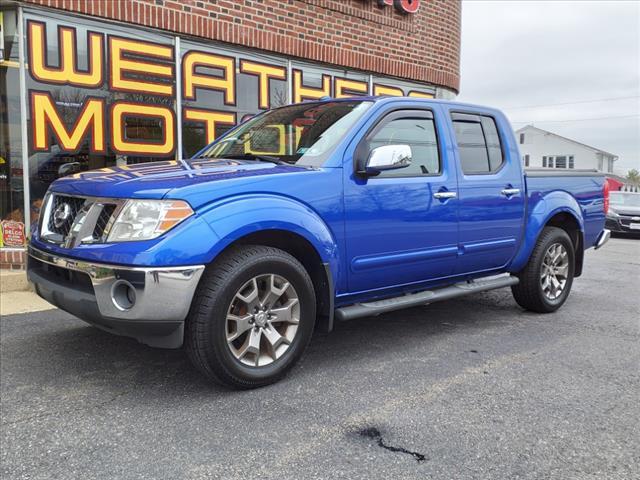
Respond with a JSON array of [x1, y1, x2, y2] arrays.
[[198, 194, 340, 286], [510, 191, 584, 273]]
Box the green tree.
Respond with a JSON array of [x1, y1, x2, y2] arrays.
[[626, 169, 640, 185]]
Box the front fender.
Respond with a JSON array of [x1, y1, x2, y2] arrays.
[[510, 191, 584, 272], [198, 194, 340, 285]]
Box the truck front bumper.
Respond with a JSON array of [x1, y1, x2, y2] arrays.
[[605, 216, 640, 235], [27, 246, 205, 348]]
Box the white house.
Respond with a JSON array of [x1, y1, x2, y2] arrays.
[[515, 125, 618, 173]]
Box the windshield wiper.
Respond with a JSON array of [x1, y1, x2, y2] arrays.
[[222, 154, 290, 165]]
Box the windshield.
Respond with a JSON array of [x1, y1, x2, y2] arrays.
[[196, 101, 372, 166], [610, 192, 640, 207]]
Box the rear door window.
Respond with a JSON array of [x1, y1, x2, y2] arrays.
[[452, 113, 504, 174]]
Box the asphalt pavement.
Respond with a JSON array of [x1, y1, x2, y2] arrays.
[[1, 238, 639, 480]]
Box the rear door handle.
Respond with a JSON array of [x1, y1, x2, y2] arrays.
[[433, 191, 457, 199], [501, 188, 521, 197]]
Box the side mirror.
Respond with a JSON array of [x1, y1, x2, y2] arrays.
[[363, 144, 412, 175], [58, 162, 81, 178]]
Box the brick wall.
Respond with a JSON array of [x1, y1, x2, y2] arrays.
[[20, 0, 461, 92], [0, 249, 27, 270]]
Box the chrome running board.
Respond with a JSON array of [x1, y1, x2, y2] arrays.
[[335, 274, 519, 321]]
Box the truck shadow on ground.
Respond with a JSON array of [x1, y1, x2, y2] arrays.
[[4, 289, 521, 398]]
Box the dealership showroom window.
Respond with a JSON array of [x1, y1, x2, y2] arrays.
[[0, 0, 458, 260]]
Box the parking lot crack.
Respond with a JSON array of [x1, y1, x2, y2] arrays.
[[358, 427, 427, 463]]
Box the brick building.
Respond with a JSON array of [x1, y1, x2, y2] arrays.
[[0, 0, 461, 268]]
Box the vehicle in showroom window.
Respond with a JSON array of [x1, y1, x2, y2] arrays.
[[28, 97, 611, 389]]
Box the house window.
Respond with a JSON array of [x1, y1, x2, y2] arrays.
[[544, 155, 573, 169], [519, 133, 525, 144], [524, 154, 530, 167]]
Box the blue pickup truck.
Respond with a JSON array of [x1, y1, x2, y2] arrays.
[[28, 97, 610, 388]]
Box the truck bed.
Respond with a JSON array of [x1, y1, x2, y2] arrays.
[[525, 168, 606, 251]]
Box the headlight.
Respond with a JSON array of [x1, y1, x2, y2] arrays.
[[607, 209, 619, 218], [107, 200, 194, 242]]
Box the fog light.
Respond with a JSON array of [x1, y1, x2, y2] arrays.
[[111, 280, 136, 311]]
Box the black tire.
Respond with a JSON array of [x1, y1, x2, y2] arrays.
[[511, 226, 575, 313], [185, 245, 316, 389]]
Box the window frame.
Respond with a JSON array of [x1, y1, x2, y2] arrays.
[[354, 108, 443, 179], [450, 111, 507, 176], [544, 154, 575, 169], [554, 155, 567, 169]]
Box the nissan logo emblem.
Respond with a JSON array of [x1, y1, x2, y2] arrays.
[[53, 203, 72, 228]]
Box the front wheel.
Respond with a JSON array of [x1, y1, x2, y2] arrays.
[[185, 245, 316, 389], [511, 226, 575, 313]]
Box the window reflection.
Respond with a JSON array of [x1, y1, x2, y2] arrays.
[[0, 6, 440, 244], [1, 8, 26, 231]]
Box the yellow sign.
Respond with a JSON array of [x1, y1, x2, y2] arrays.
[[0, 12, 4, 60], [26, 18, 436, 158]]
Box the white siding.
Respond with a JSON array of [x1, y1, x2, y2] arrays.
[[516, 126, 615, 172]]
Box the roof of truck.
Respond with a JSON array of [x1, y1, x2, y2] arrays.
[[299, 95, 503, 113]]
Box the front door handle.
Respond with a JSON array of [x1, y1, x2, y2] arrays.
[[433, 191, 457, 200], [501, 188, 521, 197]]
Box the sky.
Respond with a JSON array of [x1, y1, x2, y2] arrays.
[[456, 0, 640, 175]]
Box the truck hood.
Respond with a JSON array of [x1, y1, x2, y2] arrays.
[[49, 158, 312, 207]]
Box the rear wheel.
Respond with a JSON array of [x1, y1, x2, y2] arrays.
[[186, 245, 316, 389], [511, 226, 575, 313]]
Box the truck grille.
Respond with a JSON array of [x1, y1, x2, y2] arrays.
[[47, 195, 87, 237], [617, 214, 640, 227], [40, 194, 123, 246], [94, 204, 117, 240]]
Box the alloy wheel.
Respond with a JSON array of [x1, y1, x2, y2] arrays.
[[540, 243, 569, 301], [225, 274, 300, 367]]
